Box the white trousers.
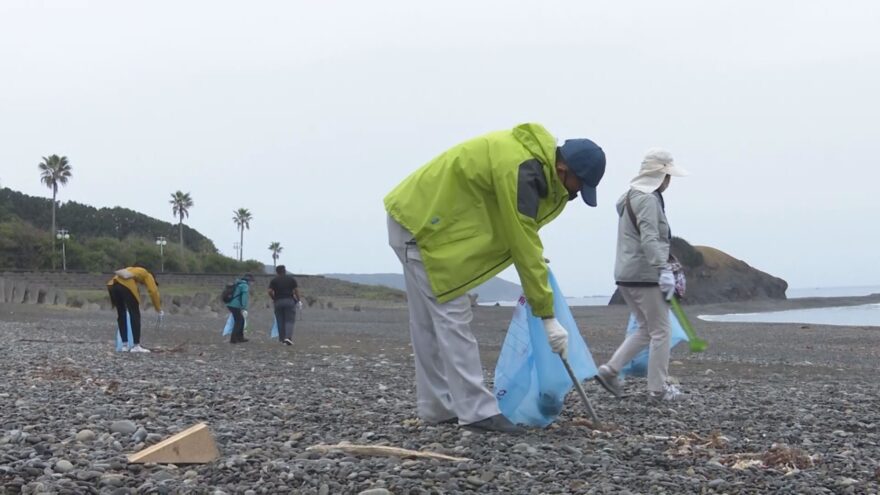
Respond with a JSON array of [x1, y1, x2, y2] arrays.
[[387, 215, 500, 424], [605, 285, 672, 393]]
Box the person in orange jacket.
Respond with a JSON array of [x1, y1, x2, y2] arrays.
[[106, 264, 163, 353]]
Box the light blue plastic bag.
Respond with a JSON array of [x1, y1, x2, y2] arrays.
[[222, 314, 251, 336], [620, 310, 689, 377], [493, 270, 598, 427], [222, 314, 233, 336], [115, 311, 135, 351], [271, 317, 278, 339]]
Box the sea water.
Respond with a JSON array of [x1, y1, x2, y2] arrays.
[[698, 286, 880, 327], [699, 303, 880, 327]]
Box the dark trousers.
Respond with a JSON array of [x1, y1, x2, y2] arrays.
[[229, 307, 245, 342], [274, 298, 297, 342], [108, 282, 141, 344]]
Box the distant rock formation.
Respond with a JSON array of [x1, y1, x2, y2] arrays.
[[610, 242, 788, 305]]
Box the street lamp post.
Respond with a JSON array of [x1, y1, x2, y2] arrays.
[[56, 229, 70, 272], [156, 236, 167, 272], [233, 242, 241, 262]]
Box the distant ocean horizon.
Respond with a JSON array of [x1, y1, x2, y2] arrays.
[[479, 285, 880, 312], [699, 285, 880, 327]]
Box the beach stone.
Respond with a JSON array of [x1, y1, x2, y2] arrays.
[[54, 460, 74, 473], [76, 429, 96, 442], [76, 470, 102, 481], [708, 478, 725, 488], [100, 474, 125, 487], [358, 489, 392, 495], [111, 420, 137, 434], [132, 427, 147, 443]]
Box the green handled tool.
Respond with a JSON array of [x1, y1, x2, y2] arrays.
[[669, 296, 708, 352]]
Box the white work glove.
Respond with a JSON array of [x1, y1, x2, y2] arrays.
[[296, 300, 303, 310], [542, 318, 569, 359], [659, 268, 676, 301], [242, 310, 248, 319]]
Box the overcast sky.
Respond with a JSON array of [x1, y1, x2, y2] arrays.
[[1, 1, 878, 296]]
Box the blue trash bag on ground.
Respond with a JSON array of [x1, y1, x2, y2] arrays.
[[493, 269, 598, 427], [620, 309, 689, 377], [115, 311, 135, 351]]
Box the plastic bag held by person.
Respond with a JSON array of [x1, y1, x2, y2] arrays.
[[115, 311, 135, 351], [493, 269, 598, 427], [619, 310, 689, 377]]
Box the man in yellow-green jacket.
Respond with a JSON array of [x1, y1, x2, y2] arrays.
[[385, 123, 605, 433]]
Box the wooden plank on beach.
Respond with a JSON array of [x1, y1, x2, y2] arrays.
[[127, 423, 219, 464]]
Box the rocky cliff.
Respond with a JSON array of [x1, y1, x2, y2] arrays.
[[610, 243, 788, 305]]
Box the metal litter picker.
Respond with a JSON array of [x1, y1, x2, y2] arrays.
[[560, 355, 601, 426]]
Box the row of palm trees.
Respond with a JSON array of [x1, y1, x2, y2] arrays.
[[38, 155, 285, 268], [169, 193, 262, 262]]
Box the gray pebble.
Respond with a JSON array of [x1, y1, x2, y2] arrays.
[[110, 420, 137, 435]]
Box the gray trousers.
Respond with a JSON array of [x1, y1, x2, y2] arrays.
[[274, 298, 297, 341], [605, 285, 671, 393], [387, 215, 500, 425]]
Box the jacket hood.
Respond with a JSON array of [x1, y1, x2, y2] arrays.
[[512, 123, 557, 169]]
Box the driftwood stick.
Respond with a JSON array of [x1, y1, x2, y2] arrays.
[[306, 442, 470, 462]]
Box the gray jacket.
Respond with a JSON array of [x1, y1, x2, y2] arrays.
[[613, 189, 670, 283]]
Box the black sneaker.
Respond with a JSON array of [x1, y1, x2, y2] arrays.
[[463, 414, 524, 434], [283, 339, 293, 346]]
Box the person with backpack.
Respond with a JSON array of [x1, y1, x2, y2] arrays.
[[107, 264, 163, 353], [594, 149, 688, 402], [384, 123, 606, 433], [225, 273, 254, 344], [268, 265, 302, 346]]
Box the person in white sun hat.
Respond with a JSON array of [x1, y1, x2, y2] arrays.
[[595, 148, 688, 402]]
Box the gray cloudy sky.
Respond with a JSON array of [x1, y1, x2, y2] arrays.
[[1, 1, 878, 296]]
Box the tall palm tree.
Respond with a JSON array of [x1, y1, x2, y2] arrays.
[[232, 208, 253, 261], [169, 191, 194, 255], [269, 241, 283, 268], [38, 155, 73, 268]]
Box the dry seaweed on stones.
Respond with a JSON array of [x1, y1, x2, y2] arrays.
[[568, 417, 618, 432], [721, 443, 818, 475], [650, 431, 731, 458]]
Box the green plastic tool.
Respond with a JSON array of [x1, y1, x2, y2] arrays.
[[669, 296, 708, 352]]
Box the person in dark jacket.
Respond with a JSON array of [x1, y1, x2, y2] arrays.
[[268, 265, 302, 345], [227, 273, 254, 344]]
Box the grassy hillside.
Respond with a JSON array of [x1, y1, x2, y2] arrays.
[[0, 187, 261, 273]]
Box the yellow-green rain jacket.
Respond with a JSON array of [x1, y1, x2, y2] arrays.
[[384, 123, 568, 317]]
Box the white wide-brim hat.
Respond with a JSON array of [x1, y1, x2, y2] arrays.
[[630, 148, 688, 193]]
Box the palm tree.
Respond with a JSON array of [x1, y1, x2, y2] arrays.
[[232, 208, 253, 261], [269, 241, 283, 268], [38, 155, 73, 268], [169, 191, 194, 255]]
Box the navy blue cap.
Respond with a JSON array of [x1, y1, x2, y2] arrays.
[[559, 139, 606, 206]]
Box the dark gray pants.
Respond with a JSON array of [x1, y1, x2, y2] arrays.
[[274, 298, 297, 342]]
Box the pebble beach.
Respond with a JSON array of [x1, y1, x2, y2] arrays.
[[1, 299, 879, 494]]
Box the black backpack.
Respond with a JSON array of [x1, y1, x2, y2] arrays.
[[221, 282, 237, 304]]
